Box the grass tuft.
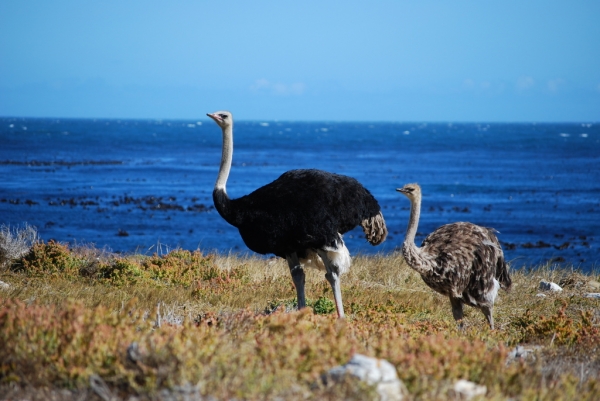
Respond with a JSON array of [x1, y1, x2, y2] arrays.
[[0, 224, 38, 271]]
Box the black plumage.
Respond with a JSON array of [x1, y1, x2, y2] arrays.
[[397, 183, 511, 329], [215, 169, 383, 258], [207, 111, 387, 318]]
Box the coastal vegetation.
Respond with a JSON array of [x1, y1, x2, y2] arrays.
[[0, 228, 599, 400]]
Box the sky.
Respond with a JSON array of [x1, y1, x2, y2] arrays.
[[1, 1, 599, 122]]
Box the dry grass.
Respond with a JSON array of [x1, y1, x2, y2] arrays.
[[1, 241, 599, 400], [0, 224, 38, 270]]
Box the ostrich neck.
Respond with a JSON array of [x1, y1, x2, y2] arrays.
[[216, 124, 233, 191], [405, 196, 421, 245], [213, 124, 238, 226], [402, 195, 431, 274]]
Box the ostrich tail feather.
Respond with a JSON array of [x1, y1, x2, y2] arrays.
[[496, 258, 512, 291], [362, 211, 388, 246]]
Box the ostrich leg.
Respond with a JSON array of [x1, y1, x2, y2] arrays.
[[286, 253, 306, 310], [450, 297, 464, 329], [480, 305, 494, 330], [317, 249, 346, 318]]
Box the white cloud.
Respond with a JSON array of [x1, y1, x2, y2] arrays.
[[251, 78, 271, 91], [516, 76, 535, 91], [461, 79, 505, 94], [547, 79, 565, 93], [250, 79, 306, 96]]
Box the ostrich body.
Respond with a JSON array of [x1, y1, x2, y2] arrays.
[[207, 111, 387, 318], [397, 183, 511, 329]]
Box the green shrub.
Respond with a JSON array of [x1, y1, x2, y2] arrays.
[[10, 240, 82, 278], [312, 296, 335, 315], [97, 257, 147, 286]]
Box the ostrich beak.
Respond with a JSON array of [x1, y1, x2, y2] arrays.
[[207, 113, 221, 123]]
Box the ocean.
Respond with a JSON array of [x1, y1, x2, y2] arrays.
[[1, 117, 599, 270]]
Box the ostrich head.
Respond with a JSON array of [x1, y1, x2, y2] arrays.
[[396, 183, 422, 201], [207, 111, 233, 129]]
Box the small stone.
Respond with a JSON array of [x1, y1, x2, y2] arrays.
[[539, 280, 562, 292], [587, 280, 600, 290], [89, 374, 115, 401], [507, 345, 542, 362], [452, 379, 487, 400], [159, 382, 202, 401], [325, 354, 407, 401]]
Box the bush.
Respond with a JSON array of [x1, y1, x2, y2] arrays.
[[517, 302, 600, 346], [142, 249, 222, 286], [10, 240, 82, 278], [312, 296, 336, 315], [97, 257, 147, 286]]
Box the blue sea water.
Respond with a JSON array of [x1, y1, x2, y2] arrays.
[[1, 117, 599, 270]]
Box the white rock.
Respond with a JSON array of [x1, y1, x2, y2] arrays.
[[507, 345, 542, 362], [452, 379, 487, 400], [539, 280, 562, 292], [587, 280, 600, 290], [584, 293, 600, 299], [325, 354, 407, 401], [0, 281, 10, 290], [159, 383, 202, 401]]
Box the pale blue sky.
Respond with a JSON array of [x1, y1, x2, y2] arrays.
[[1, 1, 599, 121]]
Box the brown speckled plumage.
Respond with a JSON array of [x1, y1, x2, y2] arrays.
[[397, 183, 511, 329]]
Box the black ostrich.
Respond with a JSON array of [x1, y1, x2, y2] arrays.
[[206, 111, 388, 318]]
